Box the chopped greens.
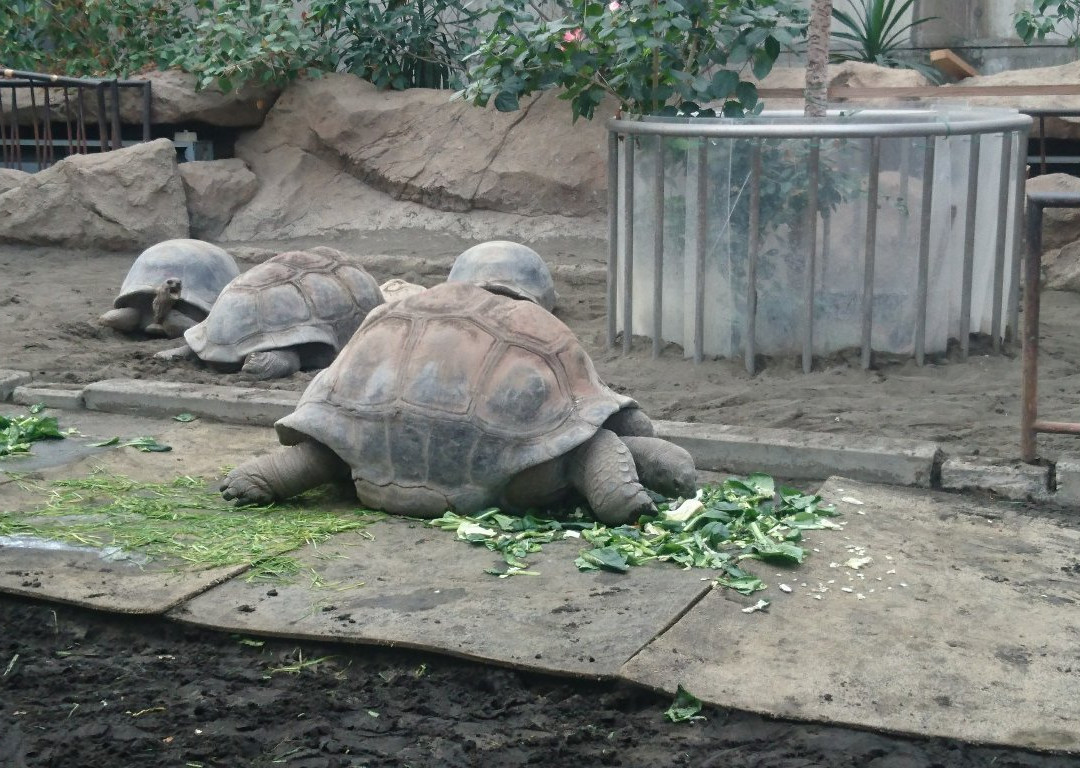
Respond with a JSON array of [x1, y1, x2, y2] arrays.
[[88, 436, 172, 452], [428, 474, 838, 593], [4, 472, 383, 581], [664, 686, 706, 723], [0, 404, 68, 458]]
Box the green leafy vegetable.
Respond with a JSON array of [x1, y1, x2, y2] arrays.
[[89, 436, 172, 452], [664, 686, 706, 723], [173, 413, 198, 423], [428, 474, 838, 592], [0, 406, 66, 458], [89, 437, 121, 447]]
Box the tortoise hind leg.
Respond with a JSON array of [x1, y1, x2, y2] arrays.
[[221, 441, 350, 505], [568, 428, 655, 525], [243, 348, 302, 380], [99, 307, 142, 333], [618, 436, 697, 499]]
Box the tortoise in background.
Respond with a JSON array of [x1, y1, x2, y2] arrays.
[[220, 282, 696, 523], [156, 247, 383, 380], [99, 239, 239, 338]]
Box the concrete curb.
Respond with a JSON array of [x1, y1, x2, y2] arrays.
[[0, 369, 32, 401], [82, 379, 299, 426], [655, 420, 941, 488], [9, 375, 1076, 510]]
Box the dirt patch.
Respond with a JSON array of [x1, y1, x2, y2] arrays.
[[3, 234, 1080, 459], [2, 594, 1076, 768]]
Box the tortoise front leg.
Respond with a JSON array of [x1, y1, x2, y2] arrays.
[[160, 309, 197, 339], [568, 428, 655, 526], [221, 441, 350, 505], [154, 343, 196, 362], [242, 348, 302, 380]]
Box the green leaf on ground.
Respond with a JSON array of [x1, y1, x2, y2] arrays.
[[0, 407, 67, 458], [173, 413, 198, 423], [664, 685, 706, 723]]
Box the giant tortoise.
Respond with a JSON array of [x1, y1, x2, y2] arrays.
[[99, 239, 239, 338], [156, 247, 383, 379], [220, 281, 696, 524]]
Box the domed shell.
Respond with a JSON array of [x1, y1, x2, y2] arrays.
[[115, 239, 239, 318], [184, 248, 384, 365], [447, 241, 557, 312], [276, 282, 633, 513]]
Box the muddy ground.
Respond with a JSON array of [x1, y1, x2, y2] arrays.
[[4, 234, 1080, 460], [1, 594, 1077, 768]]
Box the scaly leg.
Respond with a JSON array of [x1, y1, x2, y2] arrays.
[[568, 428, 655, 525], [221, 441, 350, 505]]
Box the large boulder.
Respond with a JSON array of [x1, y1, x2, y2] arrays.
[[944, 61, 1080, 140], [1, 69, 279, 129], [0, 138, 189, 249], [0, 168, 30, 195], [221, 75, 610, 242], [179, 158, 259, 239]]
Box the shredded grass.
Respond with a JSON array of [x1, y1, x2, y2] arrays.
[[3, 471, 384, 582]]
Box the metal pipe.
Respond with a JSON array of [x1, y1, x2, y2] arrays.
[[652, 134, 665, 359], [1039, 115, 1047, 175], [914, 136, 935, 366], [607, 111, 1032, 140], [803, 139, 820, 374], [142, 81, 151, 142], [745, 140, 762, 374], [1032, 420, 1080, 435], [622, 137, 635, 355], [1008, 130, 1028, 344], [693, 139, 707, 364], [606, 131, 618, 350], [43, 86, 53, 167], [0, 88, 7, 166], [62, 87, 73, 163], [109, 79, 122, 151], [11, 87, 21, 170], [95, 83, 108, 152], [76, 86, 87, 154], [1, 68, 149, 87], [959, 134, 980, 360], [28, 85, 41, 168], [991, 131, 1013, 353], [861, 136, 881, 370], [1021, 200, 1042, 462]]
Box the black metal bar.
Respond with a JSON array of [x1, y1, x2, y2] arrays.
[[0, 87, 7, 166], [28, 85, 42, 169], [109, 79, 122, 151], [1039, 115, 1047, 175], [62, 87, 73, 159], [76, 87, 88, 154], [1021, 200, 1043, 462], [95, 83, 108, 152], [1, 68, 149, 87], [861, 136, 881, 370], [606, 131, 618, 350], [11, 87, 21, 170], [142, 81, 151, 142], [43, 85, 53, 167], [991, 132, 1013, 353]]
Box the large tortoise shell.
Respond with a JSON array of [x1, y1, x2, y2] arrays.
[[276, 282, 633, 514], [115, 239, 239, 318], [184, 248, 383, 365]]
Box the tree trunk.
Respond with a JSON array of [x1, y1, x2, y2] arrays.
[[805, 0, 832, 117]]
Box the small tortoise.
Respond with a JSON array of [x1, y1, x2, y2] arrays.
[[99, 239, 239, 338], [220, 282, 696, 524], [157, 247, 384, 380], [447, 241, 557, 312]]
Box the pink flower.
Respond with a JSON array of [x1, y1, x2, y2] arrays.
[[608, 1, 620, 10], [562, 28, 585, 44]]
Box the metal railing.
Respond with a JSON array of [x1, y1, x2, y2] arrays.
[[0, 68, 151, 172], [607, 109, 1033, 373]]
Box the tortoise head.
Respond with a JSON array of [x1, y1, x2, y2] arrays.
[[447, 241, 557, 312]]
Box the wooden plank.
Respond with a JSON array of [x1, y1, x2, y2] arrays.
[[930, 49, 979, 80]]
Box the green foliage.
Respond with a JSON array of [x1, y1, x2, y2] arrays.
[[160, 0, 324, 92], [830, 0, 939, 80], [309, 0, 484, 90], [1015, 0, 1080, 50], [0, 0, 190, 76], [456, 0, 808, 121], [664, 685, 706, 723]]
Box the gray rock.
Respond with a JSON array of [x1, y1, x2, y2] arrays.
[[0, 168, 30, 194], [179, 159, 259, 239], [1028, 173, 1080, 254], [0, 138, 189, 250], [221, 74, 609, 241]]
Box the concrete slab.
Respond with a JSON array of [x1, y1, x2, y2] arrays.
[[0, 369, 32, 401], [654, 420, 941, 486], [83, 379, 299, 426], [1053, 454, 1080, 509], [940, 455, 1051, 501], [171, 518, 712, 679], [0, 543, 245, 614], [619, 477, 1080, 754], [12, 384, 84, 410]]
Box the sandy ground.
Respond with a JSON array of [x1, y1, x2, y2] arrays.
[[3, 233, 1080, 461]]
